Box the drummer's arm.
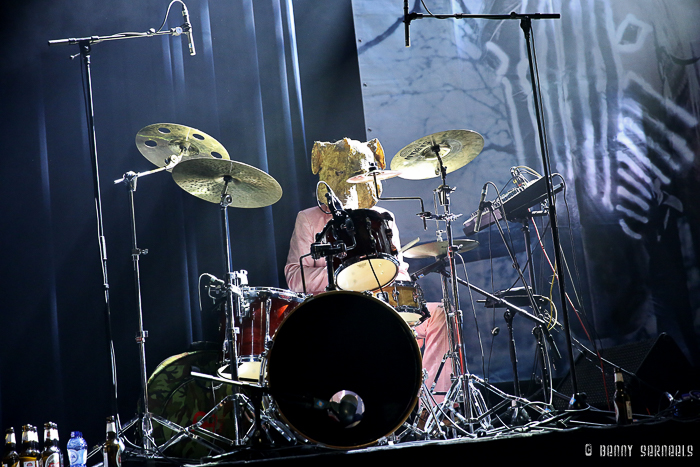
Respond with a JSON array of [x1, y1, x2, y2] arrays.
[[284, 210, 329, 294]]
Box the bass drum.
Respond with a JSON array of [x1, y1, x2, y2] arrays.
[[265, 291, 422, 449], [147, 350, 237, 459]]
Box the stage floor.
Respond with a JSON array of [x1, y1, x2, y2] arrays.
[[122, 412, 699, 466]]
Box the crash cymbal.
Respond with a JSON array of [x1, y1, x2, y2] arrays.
[[403, 238, 479, 259], [347, 169, 404, 184], [390, 130, 484, 180], [171, 158, 282, 208], [135, 123, 230, 169]]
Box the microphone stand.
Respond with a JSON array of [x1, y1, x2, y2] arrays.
[[48, 12, 198, 446], [404, 9, 583, 408]]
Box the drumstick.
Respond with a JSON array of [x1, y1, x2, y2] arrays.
[[399, 237, 420, 253]]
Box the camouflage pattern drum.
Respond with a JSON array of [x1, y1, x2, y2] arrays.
[[147, 350, 236, 459]]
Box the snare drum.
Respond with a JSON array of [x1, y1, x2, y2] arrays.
[[265, 291, 422, 448], [379, 280, 430, 326], [325, 208, 400, 292], [237, 287, 306, 381]]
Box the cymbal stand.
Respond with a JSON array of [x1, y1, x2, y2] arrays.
[[111, 171, 157, 454], [218, 175, 248, 447], [419, 147, 485, 435], [115, 168, 210, 456], [437, 262, 556, 422]]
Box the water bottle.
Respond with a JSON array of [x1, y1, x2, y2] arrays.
[[65, 433, 86, 467]]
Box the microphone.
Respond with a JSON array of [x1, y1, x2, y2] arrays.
[[324, 188, 345, 217], [205, 273, 224, 287], [182, 4, 196, 56], [410, 257, 446, 281], [473, 183, 488, 233], [403, 0, 410, 47]]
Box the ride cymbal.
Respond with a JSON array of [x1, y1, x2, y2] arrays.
[[171, 158, 282, 208], [391, 130, 484, 180], [135, 123, 230, 169]]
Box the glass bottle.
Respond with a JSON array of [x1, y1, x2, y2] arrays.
[[40, 423, 62, 467], [102, 417, 123, 467], [18, 426, 40, 467], [2, 428, 20, 467], [613, 367, 633, 425]]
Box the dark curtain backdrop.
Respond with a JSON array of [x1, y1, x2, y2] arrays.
[[0, 0, 366, 446]]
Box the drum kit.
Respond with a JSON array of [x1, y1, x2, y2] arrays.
[[116, 123, 558, 458]]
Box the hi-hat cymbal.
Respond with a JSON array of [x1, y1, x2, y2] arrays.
[[347, 169, 404, 184], [171, 158, 282, 208], [403, 238, 479, 258], [390, 130, 484, 180], [135, 123, 230, 169]]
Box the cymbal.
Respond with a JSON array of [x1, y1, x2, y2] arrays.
[[403, 239, 479, 259], [347, 169, 403, 184], [171, 158, 282, 208], [390, 130, 484, 180], [135, 123, 230, 169]]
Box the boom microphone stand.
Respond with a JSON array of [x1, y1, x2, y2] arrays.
[[48, 1, 197, 453]]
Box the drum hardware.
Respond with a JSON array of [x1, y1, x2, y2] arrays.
[[396, 134, 479, 433], [170, 156, 283, 447], [108, 122, 242, 456], [428, 258, 557, 424], [142, 351, 230, 458], [146, 351, 255, 458], [349, 161, 429, 231], [109, 170, 162, 454]]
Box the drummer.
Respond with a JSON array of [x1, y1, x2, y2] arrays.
[[284, 137, 409, 293], [284, 137, 450, 402]]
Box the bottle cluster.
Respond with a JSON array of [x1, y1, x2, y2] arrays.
[[2, 424, 68, 467], [3, 417, 123, 467]]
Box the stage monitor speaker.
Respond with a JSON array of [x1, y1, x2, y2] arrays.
[[554, 333, 699, 414]]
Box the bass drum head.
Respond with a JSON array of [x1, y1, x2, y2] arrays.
[[266, 291, 422, 449], [147, 350, 236, 459]]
